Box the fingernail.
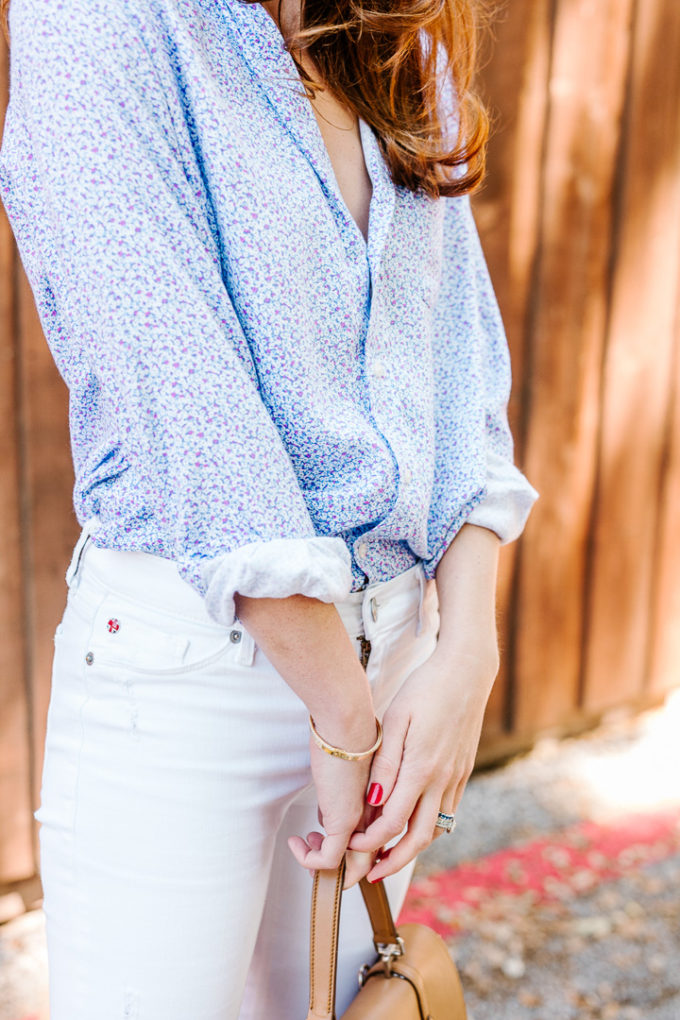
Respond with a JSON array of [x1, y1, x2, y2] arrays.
[[367, 782, 383, 805]]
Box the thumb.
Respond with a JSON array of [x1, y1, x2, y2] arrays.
[[365, 710, 409, 809]]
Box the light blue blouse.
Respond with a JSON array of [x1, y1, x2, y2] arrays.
[[0, 0, 538, 627]]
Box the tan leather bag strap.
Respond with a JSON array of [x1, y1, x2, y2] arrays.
[[358, 874, 401, 948], [306, 859, 401, 1020], [307, 860, 346, 1020]]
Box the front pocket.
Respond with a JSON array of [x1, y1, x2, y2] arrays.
[[83, 590, 237, 676]]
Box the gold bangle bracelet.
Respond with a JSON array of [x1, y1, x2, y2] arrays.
[[308, 715, 383, 762]]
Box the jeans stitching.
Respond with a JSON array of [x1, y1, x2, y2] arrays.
[[68, 604, 98, 1015]]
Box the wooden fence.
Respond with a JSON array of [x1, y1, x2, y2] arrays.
[[1, 0, 679, 893]]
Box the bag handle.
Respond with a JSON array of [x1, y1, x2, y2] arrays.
[[306, 858, 403, 1020]]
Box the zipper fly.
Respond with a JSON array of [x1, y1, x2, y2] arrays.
[[359, 635, 372, 669]]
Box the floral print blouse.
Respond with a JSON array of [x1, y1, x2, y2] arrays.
[[0, 0, 538, 627]]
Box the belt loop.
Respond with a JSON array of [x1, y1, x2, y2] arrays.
[[235, 628, 256, 667], [415, 567, 425, 637], [361, 589, 374, 641], [65, 515, 100, 590]]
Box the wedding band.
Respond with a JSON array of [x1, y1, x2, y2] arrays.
[[435, 811, 457, 833]]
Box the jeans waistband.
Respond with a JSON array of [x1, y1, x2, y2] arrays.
[[65, 517, 432, 640]]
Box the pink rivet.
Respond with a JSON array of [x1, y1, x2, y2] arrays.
[[107, 618, 120, 633]]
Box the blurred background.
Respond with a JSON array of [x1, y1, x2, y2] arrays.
[[0, 0, 679, 1017]]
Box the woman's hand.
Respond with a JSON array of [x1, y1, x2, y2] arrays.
[[348, 522, 502, 882], [347, 642, 498, 881], [233, 592, 379, 879], [287, 713, 379, 876]]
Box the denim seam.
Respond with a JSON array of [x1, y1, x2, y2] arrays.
[[71, 603, 99, 1015]]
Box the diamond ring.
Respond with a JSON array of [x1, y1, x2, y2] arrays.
[[435, 811, 457, 833]]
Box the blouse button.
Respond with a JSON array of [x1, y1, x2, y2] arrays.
[[402, 466, 412, 486], [358, 542, 368, 558], [369, 359, 386, 379]]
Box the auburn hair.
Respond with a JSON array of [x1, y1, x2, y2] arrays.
[[0, 0, 490, 198]]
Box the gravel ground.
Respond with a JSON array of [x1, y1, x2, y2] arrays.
[[0, 909, 47, 1020], [1, 688, 679, 1020], [418, 689, 680, 875], [412, 687, 680, 1020], [441, 853, 680, 1020]]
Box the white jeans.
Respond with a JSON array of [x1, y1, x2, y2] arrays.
[[36, 517, 441, 1020]]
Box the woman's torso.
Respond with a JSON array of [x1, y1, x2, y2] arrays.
[[0, 0, 499, 595]]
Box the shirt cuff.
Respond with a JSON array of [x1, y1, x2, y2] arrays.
[[464, 450, 539, 544], [192, 537, 354, 629]]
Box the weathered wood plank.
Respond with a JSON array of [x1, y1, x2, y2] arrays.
[[473, 0, 553, 747], [647, 288, 680, 698], [582, 0, 680, 711], [0, 35, 34, 885], [513, 0, 636, 736], [16, 270, 77, 831]]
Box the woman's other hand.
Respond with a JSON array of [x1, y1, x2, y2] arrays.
[[346, 643, 498, 881], [348, 522, 501, 882]]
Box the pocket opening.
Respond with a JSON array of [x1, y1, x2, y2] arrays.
[[80, 590, 237, 677]]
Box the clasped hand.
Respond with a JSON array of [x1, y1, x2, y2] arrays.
[[288, 644, 498, 888]]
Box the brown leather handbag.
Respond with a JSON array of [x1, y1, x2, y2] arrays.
[[306, 857, 467, 1019]]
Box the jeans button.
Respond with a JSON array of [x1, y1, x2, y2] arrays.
[[230, 630, 242, 644]]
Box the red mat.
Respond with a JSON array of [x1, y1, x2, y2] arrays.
[[399, 806, 680, 937]]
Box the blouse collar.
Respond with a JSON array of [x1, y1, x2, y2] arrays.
[[221, 0, 396, 272]]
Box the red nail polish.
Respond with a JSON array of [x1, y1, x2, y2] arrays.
[[367, 782, 383, 805]]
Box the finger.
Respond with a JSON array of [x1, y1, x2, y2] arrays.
[[307, 830, 325, 852], [288, 829, 352, 872], [441, 765, 473, 822], [343, 802, 383, 887], [343, 848, 376, 889], [287, 831, 321, 864], [364, 710, 410, 811], [355, 797, 381, 838], [365, 788, 442, 882], [344, 803, 381, 887], [348, 780, 423, 853], [432, 782, 458, 841], [287, 830, 325, 877]]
